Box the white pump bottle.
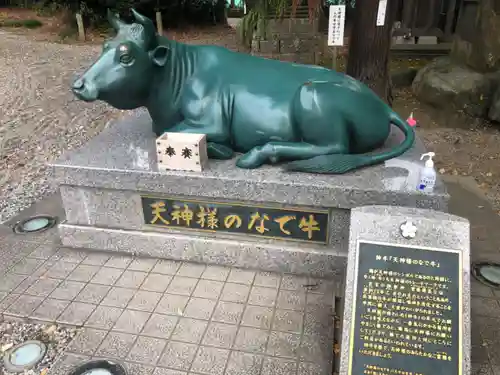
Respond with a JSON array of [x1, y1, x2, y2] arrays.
[[417, 152, 436, 193]]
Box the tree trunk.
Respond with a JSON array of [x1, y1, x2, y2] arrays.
[[346, 0, 396, 106]]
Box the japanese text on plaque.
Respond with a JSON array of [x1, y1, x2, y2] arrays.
[[141, 196, 329, 243], [349, 242, 461, 375]]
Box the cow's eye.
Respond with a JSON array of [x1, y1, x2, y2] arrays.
[[119, 54, 134, 66]]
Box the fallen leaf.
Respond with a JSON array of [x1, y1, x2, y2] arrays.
[[1, 343, 13, 352]]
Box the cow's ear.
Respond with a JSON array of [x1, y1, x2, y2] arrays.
[[150, 45, 169, 67]]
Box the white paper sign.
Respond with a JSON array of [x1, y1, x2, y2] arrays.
[[376, 0, 388, 26], [328, 5, 346, 46]]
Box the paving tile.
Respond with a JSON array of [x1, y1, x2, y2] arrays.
[[281, 275, 308, 291], [201, 265, 230, 281], [212, 301, 244, 325], [166, 276, 198, 296], [124, 361, 155, 375], [50, 280, 86, 300], [241, 305, 274, 330], [152, 369, 186, 375], [9, 258, 45, 275], [298, 335, 331, 364], [472, 297, 500, 317], [184, 297, 216, 320], [248, 286, 278, 307], [233, 327, 269, 354], [82, 252, 110, 266], [225, 351, 264, 375], [158, 341, 198, 370], [67, 264, 100, 282], [87, 305, 123, 329], [31, 298, 70, 321], [47, 261, 78, 279], [75, 284, 111, 304], [155, 294, 189, 315], [303, 307, 333, 338], [31, 260, 57, 278], [0, 292, 7, 303], [115, 270, 149, 289], [277, 290, 306, 311], [141, 273, 172, 293], [305, 293, 330, 308], [0, 294, 20, 312], [192, 279, 224, 299], [492, 365, 500, 375], [59, 250, 88, 264], [191, 346, 230, 375], [105, 255, 133, 269], [95, 331, 137, 358], [267, 331, 301, 358], [101, 287, 136, 308], [488, 342, 500, 365], [171, 317, 208, 344], [227, 269, 256, 285], [127, 336, 167, 364], [12, 276, 38, 294], [142, 313, 178, 338], [152, 259, 181, 275], [28, 244, 58, 259], [306, 278, 336, 295], [0, 273, 26, 292], [67, 328, 108, 355], [177, 262, 206, 278], [202, 322, 238, 348], [113, 309, 151, 334], [297, 362, 330, 375], [127, 290, 162, 312], [273, 309, 304, 334], [254, 272, 281, 288], [58, 302, 96, 325], [221, 283, 250, 303], [262, 357, 297, 375], [128, 258, 158, 272], [5, 295, 44, 317], [472, 363, 494, 375], [25, 278, 61, 297], [91, 267, 124, 285]]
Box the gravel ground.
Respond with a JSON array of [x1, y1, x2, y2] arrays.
[[0, 321, 79, 375], [0, 30, 122, 222]]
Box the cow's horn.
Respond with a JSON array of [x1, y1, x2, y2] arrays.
[[131, 9, 156, 37], [107, 9, 126, 31]]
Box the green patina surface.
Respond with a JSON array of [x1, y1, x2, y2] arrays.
[[72, 9, 415, 174]]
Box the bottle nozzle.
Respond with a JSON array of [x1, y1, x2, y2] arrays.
[[420, 152, 435, 168]]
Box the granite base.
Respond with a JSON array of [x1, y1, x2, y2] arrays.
[[51, 110, 450, 276]]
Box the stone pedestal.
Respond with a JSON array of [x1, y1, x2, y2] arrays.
[[51, 110, 449, 277]]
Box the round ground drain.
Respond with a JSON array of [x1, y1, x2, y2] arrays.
[[472, 261, 500, 288], [69, 360, 128, 375], [3, 340, 47, 373], [12, 215, 57, 234]]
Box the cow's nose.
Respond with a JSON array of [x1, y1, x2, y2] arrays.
[[72, 79, 84, 90]]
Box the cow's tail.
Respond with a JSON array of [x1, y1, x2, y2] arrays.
[[284, 111, 415, 174]]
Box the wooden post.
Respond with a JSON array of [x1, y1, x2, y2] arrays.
[[156, 11, 163, 35], [332, 47, 338, 70], [75, 13, 85, 41]]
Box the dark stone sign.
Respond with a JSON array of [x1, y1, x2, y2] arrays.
[[348, 241, 462, 375], [141, 196, 329, 243]]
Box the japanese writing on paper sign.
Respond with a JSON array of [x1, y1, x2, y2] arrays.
[[328, 5, 346, 46], [141, 196, 329, 243], [348, 242, 462, 375]]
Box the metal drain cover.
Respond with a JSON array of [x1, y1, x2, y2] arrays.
[[69, 360, 128, 375], [472, 261, 500, 288], [3, 340, 47, 373], [13, 215, 57, 234]]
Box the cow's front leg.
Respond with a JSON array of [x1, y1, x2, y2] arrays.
[[237, 142, 346, 169], [167, 121, 234, 160]]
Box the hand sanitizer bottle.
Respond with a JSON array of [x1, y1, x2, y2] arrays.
[[417, 152, 436, 192]]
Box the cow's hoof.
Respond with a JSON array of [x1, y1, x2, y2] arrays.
[[236, 152, 264, 169]]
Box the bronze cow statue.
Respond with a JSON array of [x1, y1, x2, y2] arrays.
[[72, 9, 415, 174]]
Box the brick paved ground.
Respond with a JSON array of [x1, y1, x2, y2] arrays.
[[0, 179, 500, 375], [0, 195, 336, 375]]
